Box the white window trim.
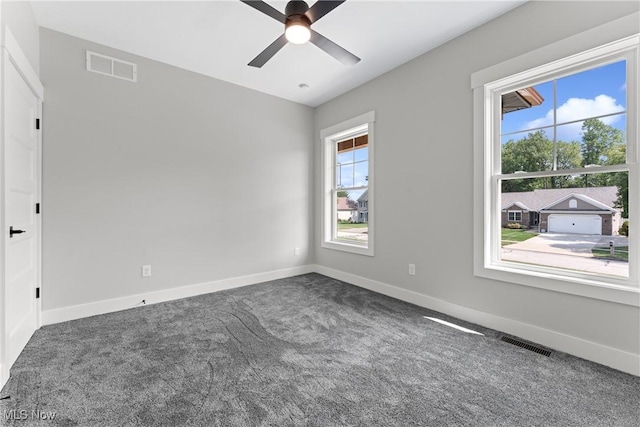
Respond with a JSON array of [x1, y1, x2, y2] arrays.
[[472, 15, 640, 307], [321, 111, 375, 256]]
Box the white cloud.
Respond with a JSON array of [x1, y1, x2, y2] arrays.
[[525, 95, 625, 141]]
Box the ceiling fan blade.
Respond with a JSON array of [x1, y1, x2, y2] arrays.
[[248, 34, 288, 68], [310, 30, 360, 65], [240, 0, 286, 23], [305, 1, 345, 24]]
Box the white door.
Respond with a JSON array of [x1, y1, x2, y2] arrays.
[[548, 214, 602, 235], [4, 56, 41, 369]]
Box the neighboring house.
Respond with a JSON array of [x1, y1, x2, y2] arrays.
[[357, 190, 369, 223], [501, 186, 622, 235], [337, 197, 358, 222]]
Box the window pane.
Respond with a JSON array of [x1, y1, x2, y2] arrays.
[[559, 116, 626, 168], [335, 189, 368, 245], [501, 129, 554, 173], [501, 60, 627, 173], [337, 163, 354, 188], [556, 60, 626, 125], [354, 146, 368, 162], [500, 173, 628, 278], [502, 116, 627, 172], [337, 138, 369, 189], [501, 81, 553, 134], [354, 161, 368, 187], [337, 150, 353, 165]]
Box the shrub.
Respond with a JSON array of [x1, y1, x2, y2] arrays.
[[506, 222, 524, 229], [619, 220, 629, 236]]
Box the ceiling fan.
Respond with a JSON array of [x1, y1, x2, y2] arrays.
[[240, 0, 361, 68]]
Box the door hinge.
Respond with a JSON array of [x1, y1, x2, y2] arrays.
[[36, 287, 40, 299], [36, 203, 40, 214], [36, 118, 40, 130]]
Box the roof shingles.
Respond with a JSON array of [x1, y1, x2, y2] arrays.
[[337, 197, 358, 210], [501, 187, 619, 212]]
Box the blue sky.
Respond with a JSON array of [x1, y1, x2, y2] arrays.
[[337, 146, 368, 189], [501, 60, 627, 142]]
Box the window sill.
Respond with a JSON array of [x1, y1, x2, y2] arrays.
[[321, 240, 374, 257], [475, 262, 640, 307]]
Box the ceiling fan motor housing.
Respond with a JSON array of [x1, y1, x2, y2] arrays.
[[285, 1, 311, 29], [285, 1, 310, 17]]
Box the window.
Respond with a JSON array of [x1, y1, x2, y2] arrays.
[[473, 34, 639, 305], [508, 211, 522, 222], [321, 111, 375, 256]]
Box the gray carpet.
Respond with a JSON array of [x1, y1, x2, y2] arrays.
[[1, 273, 638, 426]]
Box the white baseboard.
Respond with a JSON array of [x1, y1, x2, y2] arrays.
[[39, 263, 639, 377], [42, 265, 314, 326], [312, 265, 640, 377]]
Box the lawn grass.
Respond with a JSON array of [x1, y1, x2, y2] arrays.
[[337, 223, 368, 229], [501, 228, 538, 246], [592, 246, 629, 262]]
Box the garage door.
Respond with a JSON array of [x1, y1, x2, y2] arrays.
[[548, 214, 601, 235]]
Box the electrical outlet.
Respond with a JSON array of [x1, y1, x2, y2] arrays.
[[142, 265, 151, 278], [294, 247, 301, 256], [408, 264, 416, 276]]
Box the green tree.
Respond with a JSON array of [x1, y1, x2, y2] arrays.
[[580, 118, 624, 187], [337, 190, 350, 198], [613, 172, 629, 218], [501, 130, 552, 192], [606, 143, 628, 218], [581, 118, 623, 165], [501, 120, 626, 204], [501, 130, 580, 192], [552, 140, 581, 188], [502, 130, 553, 174]]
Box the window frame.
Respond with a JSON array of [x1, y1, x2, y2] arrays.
[[473, 32, 640, 307], [321, 111, 375, 256], [508, 211, 522, 222]]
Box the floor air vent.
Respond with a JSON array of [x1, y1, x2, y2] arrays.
[[500, 336, 552, 357], [86, 50, 137, 82]]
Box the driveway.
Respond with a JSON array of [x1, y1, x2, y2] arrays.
[[501, 233, 629, 276], [505, 233, 628, 258]]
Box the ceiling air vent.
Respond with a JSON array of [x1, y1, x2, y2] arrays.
[[86, 50, 137, 82]]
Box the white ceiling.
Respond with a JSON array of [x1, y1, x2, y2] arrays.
[[31, 0, 527, 107]]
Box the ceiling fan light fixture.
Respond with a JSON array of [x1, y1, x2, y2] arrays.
[[242, 0, 360, 67], [285, 17, 311, 44]]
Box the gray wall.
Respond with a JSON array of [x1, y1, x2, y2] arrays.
[[31, 1, 640, 371], [40, 29, 314, 310], [314, 1, 639, 356], [0, 0, 39, 74]]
